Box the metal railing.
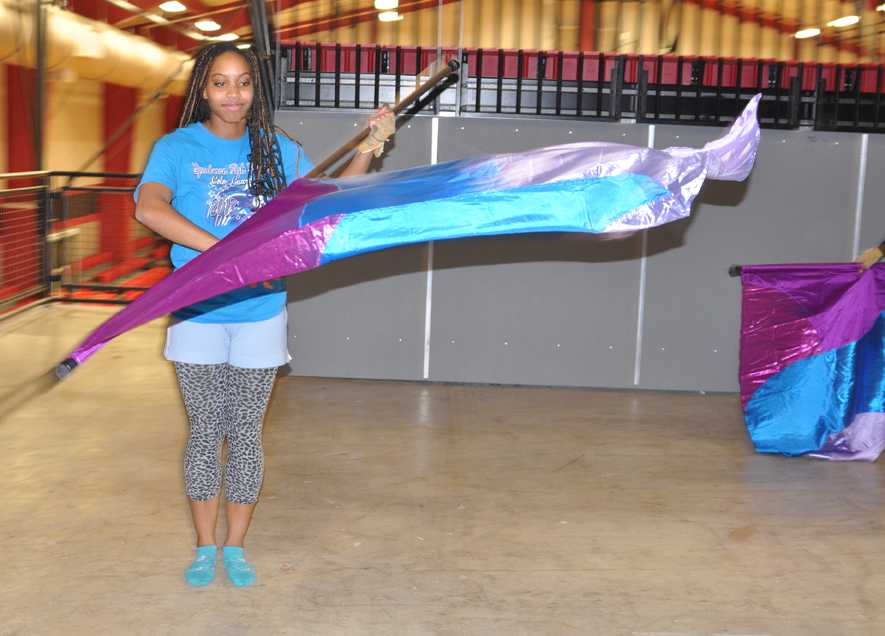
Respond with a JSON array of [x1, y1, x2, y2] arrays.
[[0, 171, 169, 318], [280, 43, 885, 132], [0, 171, 51, 313]]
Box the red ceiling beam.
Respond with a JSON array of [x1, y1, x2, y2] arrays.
[[66, 0, 230, 51], [69, 0, 103, 20], [275, 0, 459, 41], [684, 0, 870, 58], [119, 0, 220, 14], [69, 0, 132, 22], [137, 3, 250, 29], [62, 0, 880, 60]]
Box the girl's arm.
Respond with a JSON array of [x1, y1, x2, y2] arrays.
[[338, 151, 373, 177], [135, 182, 218, 252]]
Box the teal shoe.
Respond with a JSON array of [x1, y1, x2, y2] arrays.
[[185, 545, 217, 587], [222, 546, 256, 587]]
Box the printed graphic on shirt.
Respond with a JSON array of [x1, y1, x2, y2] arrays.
[[193, 161, 265, 227]]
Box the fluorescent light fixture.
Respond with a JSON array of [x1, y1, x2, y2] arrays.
[[378, 10, 403, 22], [215, 32, 240, 41], [236, 43, 252, 49], [794, 27, 821, 39], [159, 1, 187, 12], [182, 29, 209, 40], [826, 15, 860, 28], [106, 0, 140, 11], [374, 0, 399, 9], [194, 19, 222, 32]]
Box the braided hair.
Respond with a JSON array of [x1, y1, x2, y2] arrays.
[[179, 43, 287, 200]]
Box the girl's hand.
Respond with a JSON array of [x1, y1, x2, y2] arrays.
[[367, 105, 394, 129], [857, 245, 884, 270], [357, 105, 395, 157]]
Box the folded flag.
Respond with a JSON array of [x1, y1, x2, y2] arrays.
[[739, 263, 885, 460]]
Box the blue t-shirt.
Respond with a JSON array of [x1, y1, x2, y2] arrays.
[[136, 122, 314, 323]]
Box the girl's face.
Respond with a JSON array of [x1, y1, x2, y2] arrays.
[[202, 51, 254, 125]]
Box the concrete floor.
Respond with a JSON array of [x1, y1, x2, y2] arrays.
[[2, 304, 885, 636]]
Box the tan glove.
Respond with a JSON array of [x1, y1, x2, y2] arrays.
[[857, 244, 884, 270], [357, 108, 395, 158]]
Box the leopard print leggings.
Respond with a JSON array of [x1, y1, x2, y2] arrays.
[[174, 362, 277, 505]]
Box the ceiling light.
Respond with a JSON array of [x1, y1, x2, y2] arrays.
[[878, 3, 885, 12], [106, 0, 140, 11], [182, 30, 209, 40], [374, 0, 399, 9], [236, 43, 251, 50], [826, 15, 860, 28], [158, 1, 187, 12], [194, 19, 222, 32], [378, 10, 403, 22], [794, 27, 821, 39], [215, 32, 240, 41]]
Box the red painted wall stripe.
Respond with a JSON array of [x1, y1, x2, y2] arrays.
[[102, 83, 138, 263]]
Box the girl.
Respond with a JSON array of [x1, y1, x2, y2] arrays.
[[134, 42, 394, 587]]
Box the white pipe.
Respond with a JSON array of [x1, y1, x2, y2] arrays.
[[0, 1, 192, 94]]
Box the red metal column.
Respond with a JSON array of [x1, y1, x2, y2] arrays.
[[165, 95, 184, 132], [5, 65, 38, 176], [1, 64, 41, 298], [579, 0, 596, 53], [101, 83, 138, 263]]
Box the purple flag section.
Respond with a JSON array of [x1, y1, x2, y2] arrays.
[[68, 180, 340, 363]]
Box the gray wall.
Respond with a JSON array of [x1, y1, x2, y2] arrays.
[[275, 112, 431, 380], [429, 117, 645, 388], [861, 135, 885, 255], [276, 109, 879, 392], [640, 129, 862, 390]]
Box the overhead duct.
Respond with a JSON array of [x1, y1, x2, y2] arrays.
[[0, 1, 192, 95]]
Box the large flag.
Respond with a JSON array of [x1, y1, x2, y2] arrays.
[[739, 263, 885, 460], [60, 95, 761, 373]]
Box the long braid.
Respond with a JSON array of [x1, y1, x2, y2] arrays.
[[244, 50, 286, 200], [179, 43, 288, 200]]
